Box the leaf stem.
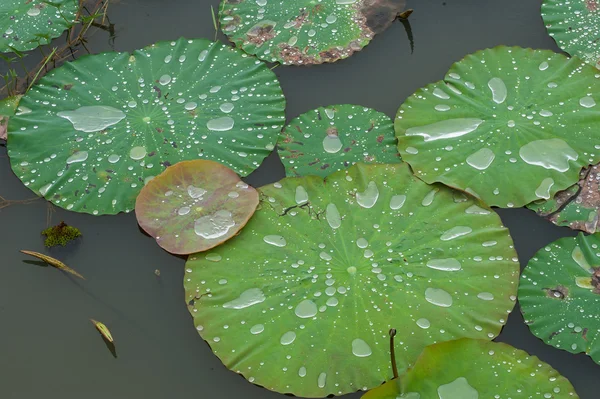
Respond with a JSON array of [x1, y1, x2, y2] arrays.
[[389, 328, 398, 379]]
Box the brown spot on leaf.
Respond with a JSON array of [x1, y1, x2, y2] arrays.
[[63, 84, 73, 90], [0, 116, 8, 141], [543, 285, 568, 299], [376, 135, 384, 143], [246, 22, 277, 47], [326, 127, 338, 136]]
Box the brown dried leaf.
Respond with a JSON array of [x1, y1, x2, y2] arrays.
[[19, 250, 85, 279]]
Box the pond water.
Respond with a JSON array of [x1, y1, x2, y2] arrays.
[[0, 0, 597, 398]]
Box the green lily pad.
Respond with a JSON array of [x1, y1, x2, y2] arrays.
[[362, 339, 579, 399], [0, 0, 79, 53], [527, 163, 600, 233], [278, 104, 400, 178], [0, 95, 21, 141], [135, 160, 259, 255], [519, 232, 600, 365], [395, 46, 600, 208], [219, 0, 406, 65], [184, 162, 519, 397], [542, 0, 600, 68], [7, 37, 286, 215]]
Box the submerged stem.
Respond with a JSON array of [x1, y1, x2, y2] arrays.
[[389, 328, 398, 379]]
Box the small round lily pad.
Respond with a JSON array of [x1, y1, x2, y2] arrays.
[[278, 104, 400, 177], [520, 233, 600, 365], [184, 162, 519, 397], [219, 0, 406, 65], [363, 339, 579, 399], [8, 37, 286, 215], [542, 0, 600, 68], [395, 46, 600, 208], [528, 163, 600, 233], [0, 0, 79, 53], [135, 160, 259, 255]]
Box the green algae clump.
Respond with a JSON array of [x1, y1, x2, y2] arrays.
[[41, 222, 81, 247]]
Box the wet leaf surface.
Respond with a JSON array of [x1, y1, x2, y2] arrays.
[[542, 0, 600, 68], [19, 250, 84, 279], [135, 160, 259, 255], [184, 162, 519, 397], [520, 233, 600, 366], [363, 339, 579, 398], [0, 0, 79, 53], [528, 164, 600, 233], [220, 0, 406, 65], [8, 37, 285, 215], [395, 46, 600, 208], [278, 104, 400, 178]]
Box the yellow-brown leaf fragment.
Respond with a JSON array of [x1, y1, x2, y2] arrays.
[[19, 250, 85, 280], [90, 319, 114, 343]]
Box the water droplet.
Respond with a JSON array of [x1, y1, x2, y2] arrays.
[[466, 148, 495, 170], [66, 151, 89, 164], [220, 103, 234, 113], [572, 245, 593, 273], [326, 203, 341, 229], [320, 252, 332, 261], [390, 195, 407, 210], [185, 102, 198, 111], [295, 186, 309, 204], [356, 181, 379, 208], [477, 292, 494, 301], [488, 77, 507, 104], [435, 104, 451, 112], [27, 7, 41, 16], [250, 324, 264, 334], [130, 146, 147, 160], [440, 226, 472, 241], [39, 183, 52, 196], [323, 134, 343, 154], [188, 185, 207, 199], [57, 106, 126, 132], [351, 339, 372, 357], [178, 206, 191, 216], [223, 288, 265, 309], [539, 61, 549, 71], [326, 14, 337, 24], [159, 74, 172, 85], [539, 109, 553, 117], [416, 318, 430, 329], [465, 205, 490, 215], [194, 210, 235, 239], [405, 147, 419, 154], [295, 299, 318, 318], [427, 258, 462, 271], [519, 138, 578, 172], [406, 118, 484, 141], [280, 331, 297, 345], [535, 177, 555, 199], [433, 88, 450, 99], [228, 191, 239, 199], [317, 372, 327, 388], [299, 366, 307, 377], [205, 253, 222, 262], [264, 235, 286, 247], [207, 117, 235, 131], [438, 377, 478, 399], [580, 96, 596, 108], [108, 154, 120, 163], [425, 288, 453, 307], [356, 238, 368, 248], [422, 188, 439, 206]]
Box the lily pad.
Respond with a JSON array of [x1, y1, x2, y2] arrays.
[[0, 0, 79, 53], [395, 46, 600, 208], [519, 233, 600, 365], [528, 163, 600, 233], [7, 37, 286, 215], [542, 0, 600, 68], [184, 162, 519, 397], [363, 339, 579, 399], [135, 160, 259, 255], [0, 95, 21, 141], [277, 104, 400, 177], [219, 0, 406, 65]]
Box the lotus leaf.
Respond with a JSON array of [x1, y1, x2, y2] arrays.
[[0, 95, 20, 141], [219, 0, 406, 65], [135, 160, 259, 255], [184, 162, 519, 397], [363, 339, 579, 399], [0, 0, 79, 53], [278, 104, 400, 178], [395, 46, 600, 208], [542, 0, 600, 68], [8, 37, 286, 215], [520, 233, 600, 365]]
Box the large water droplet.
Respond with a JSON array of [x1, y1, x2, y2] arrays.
[[416, 318, 430, 329], [194, 210, 235, 239], [27, 7, 41, 16], [425, 288, 453, 307], [220, 103, 234, 113], [264, 235, 286, 247], [207, 117, 235, 131], [465, 205, 490, 215], [351, 339, 372, 357], [323, 134, 343, 154], [390, 195, 407, 210], [580, 96, 596, 108], [317, 372, 327, 388], [488, 77, 507, 104], [223, 288, 265, 309], [188, 185, 207, 199], [433, 88, 450, 99], [572, 245, 593, 273], [356, 181, 379, 208], [326, 203, 341, 229], [440, 226, 472, 241], [422, 188, 439, 206], [535, 177, 554, 199], [298, 367, 307, 377], [66, 151, 89, 164], [108, 154, 120, 164], [295, 186, 309, 204], [159, 74, 172, 85], [519, 139, 578, 172], [280, 331, 297, 345], [130, 146, 147, 160], [427, 258, 462, 271], [405, 118, 484, 141], [438, 377, 479, 399], [250, 324, 264, 334], [466, 148, 495, 170], [295, 299, 318, 318], [57, 106, 126, 132], [477, 292, 494, 301]]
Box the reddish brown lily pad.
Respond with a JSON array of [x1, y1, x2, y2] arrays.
[[135, 160, 259, 255]]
